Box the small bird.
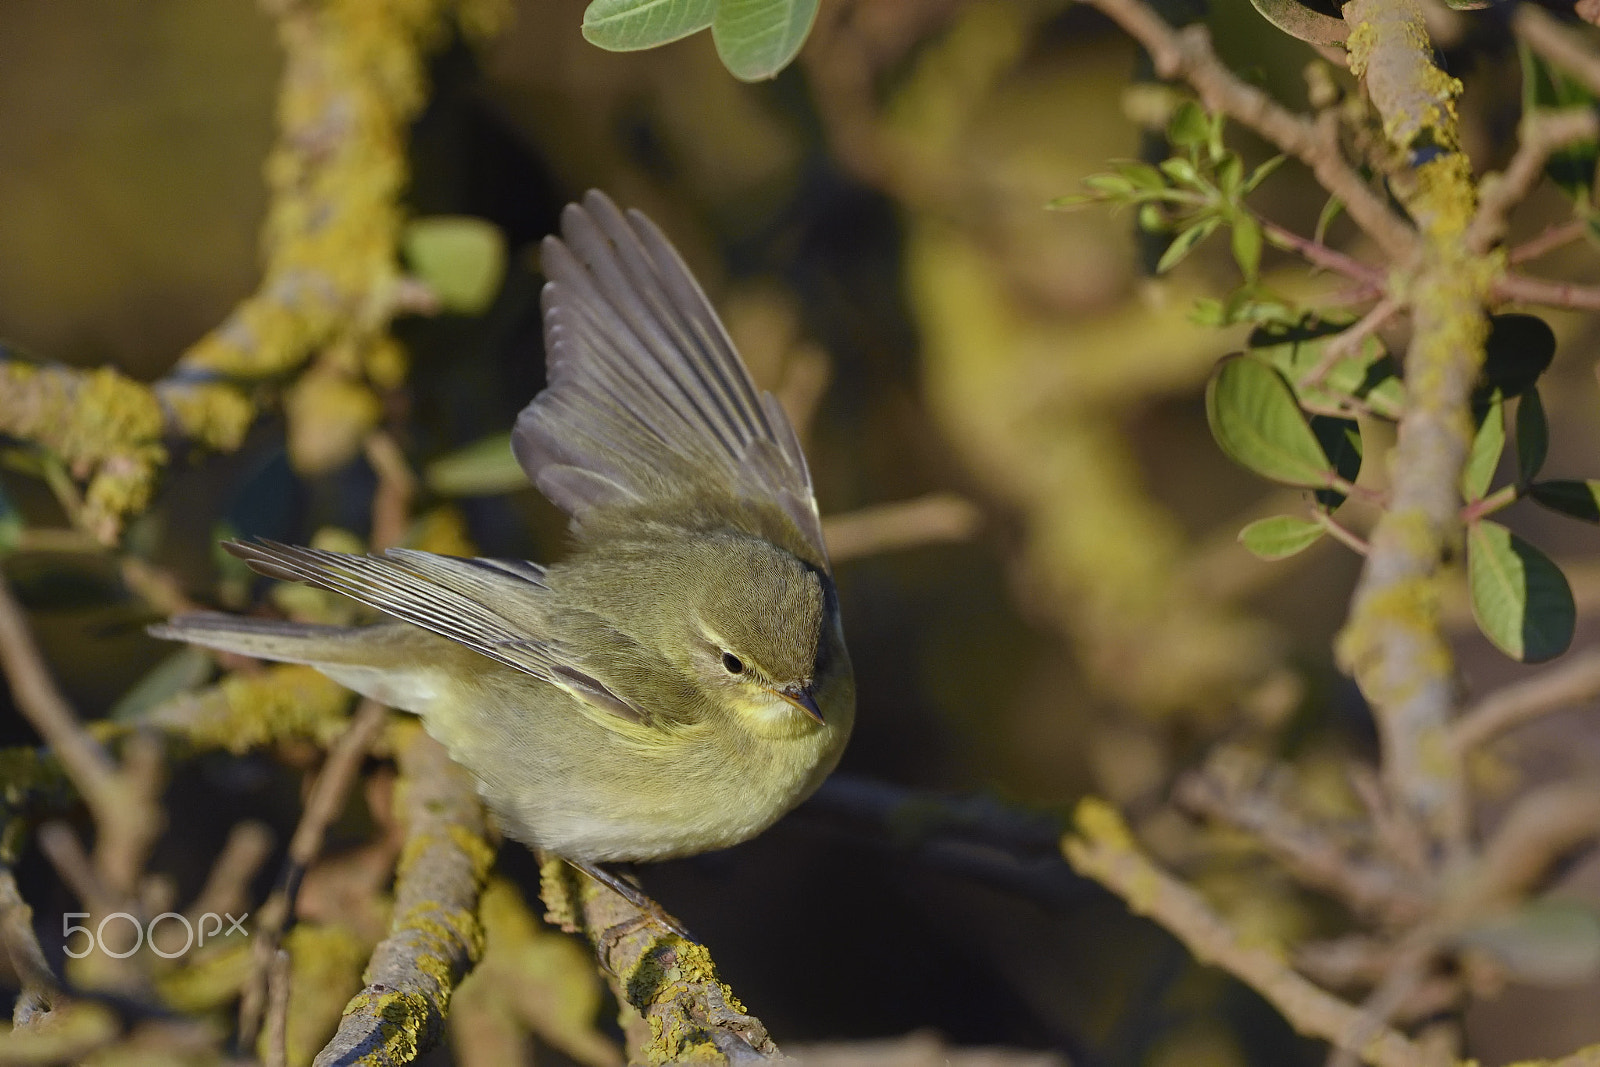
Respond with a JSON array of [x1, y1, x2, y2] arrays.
[[152, 191, 854, 905]]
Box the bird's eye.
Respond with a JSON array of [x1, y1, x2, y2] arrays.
[[721, 652, 745, 674]]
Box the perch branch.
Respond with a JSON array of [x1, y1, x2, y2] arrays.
[[1064, 800, 1425, 1067], [312, 723, 494, 1067], [541, 862, 780, 1064]]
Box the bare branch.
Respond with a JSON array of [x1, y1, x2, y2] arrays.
[[1494, 273, 1600, 311], [823, 493, 983, 562], [1469, 781, 1600, 908], [1452, 646, 1600, 752], [312, 724, 494, 1067], [1174, 772, 1430, 925], [1064, 800, 1426, 1067], [185, 820, 275, 928]]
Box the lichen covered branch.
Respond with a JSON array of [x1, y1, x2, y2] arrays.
[[1334, 0, 1480, 856], [312, 722, 494, 1067], [540, 860, 780, 1065]]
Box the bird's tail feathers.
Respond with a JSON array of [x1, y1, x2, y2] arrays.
[[149, 613, 357, 667]]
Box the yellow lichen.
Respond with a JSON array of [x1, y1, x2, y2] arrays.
[[166, 664, 354, 752]]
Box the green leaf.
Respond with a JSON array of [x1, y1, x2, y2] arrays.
[[1238, 515, 1325, 560], [1313, 194, 1344, 246], [1248, 314, 1404, 418], [1115, 161, 1167, 193], [0, 482, 21, 556], [111, 646, 214, 723], [425, 433, 529, 497], [582, 0, 717, 50], [1462, 392, 1506, 502], [1310, 415, 1361, 510], [1158, 157, 1200, 186], [1458, 900, 1600, 987], [1517, 387, 1549, 484], [1248, 0, 1351, 45], [1156, 216, 1220, 273], [712, 0, 819, 81], [1468, 520, 1575, 663], [402, 216, 507, 314], [1206, 355, 1333, 487], [1231, 214, 1263, 281], [1529, 480, 1600, 523], [1167, 101, 1210, 150], [1216, 154, 1244, 197], [1242, 155, 1286, 194], [1083, 173, 1137, 199], [1480, 313, 1556, 401]]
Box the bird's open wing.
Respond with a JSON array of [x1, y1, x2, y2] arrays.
[[513, 190, 829, 566], [223, 540, 653, 724]]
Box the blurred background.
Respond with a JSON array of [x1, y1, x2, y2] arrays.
[[3, 1, 1600, 1063]]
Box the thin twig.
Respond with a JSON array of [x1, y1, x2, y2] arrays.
[[1452, 646, 1600, 752], [185, 820, 275, 929], [1263, 221, 1385, 285], [1515, 5, 1600, 98], [1174, 773, 1428, 925], [1468, 107, 1600, 254], [1494, 273, 1600, 311], [0, 570, 120, 816], [1469, 781, 1600, 908], [240, 699, 389, 1050], [265, 947, 292, 1067], [1065, 800, 1426, 1067], [364, 432, 416, 553], [1299, 298, 1400, 389], [1509, 219, 1588, 265], [36, 822, 113, 916], [823, 493, 983, 562], [312, 724, 494, 1067]]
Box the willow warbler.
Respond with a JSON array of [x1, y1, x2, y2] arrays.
[[153, 191, 855, 874]]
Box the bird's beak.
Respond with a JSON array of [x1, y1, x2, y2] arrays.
[[775, 682, 826, 724]]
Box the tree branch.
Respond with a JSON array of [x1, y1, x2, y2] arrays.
[[1452, 646, 1600, 752], [1064, 800, 1426, 1067], [312, 724, 494, 1067], [1334, 0, 1479, 857], [540, 861, 780, 1064]]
